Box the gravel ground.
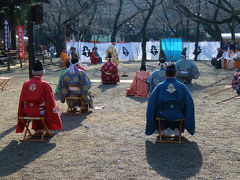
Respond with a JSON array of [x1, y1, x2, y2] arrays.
[[0, 59, 239, 180]]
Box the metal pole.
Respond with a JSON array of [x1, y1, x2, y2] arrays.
[[27, 21, 35, 79]]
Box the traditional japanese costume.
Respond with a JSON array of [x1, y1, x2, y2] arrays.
[[105, 41, 119, 66], [147, 60, 166, 94], [146, 64, 195, 136], [90, 48, 102, 64], [100, 60, 120, 84], [16, 60, 62, 133], [59, 63, 92, 109], [126, 71, 150, 97], [175, 48, 200, 84]]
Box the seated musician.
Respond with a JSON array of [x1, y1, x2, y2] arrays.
[[232, 68, 240, 89], [235, 76, 240, 96], [90, 47, 102, 64], [175, 48, 200, 84], [145, 63, 195, 136], [211, 48, 222, 66], [100, 53, 119, 84], [233, 45, 240, 69], [147, 58, 167, 94], [222, 48, 229, 59], [16, 60, 62, 134], [59, 55, 93, 113]]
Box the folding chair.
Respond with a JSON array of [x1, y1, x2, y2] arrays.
[[156, 118, 185, 143], [18, 117, 52, 142], [64, 96, 89, 115], [0, 77, 11, 91]]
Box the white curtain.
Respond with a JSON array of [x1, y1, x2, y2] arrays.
[[146, 41, 160, 60], [183, 41, 220, 60], [66, 41, 220, 62]]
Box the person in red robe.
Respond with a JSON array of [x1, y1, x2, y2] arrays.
[[16, 60, 62, 133], [90, 47, 102, 64], [100, 54, 119, 84], [126, 70, 150, 97]]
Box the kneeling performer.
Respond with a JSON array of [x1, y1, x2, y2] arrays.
[[100, 54, 120, 84]]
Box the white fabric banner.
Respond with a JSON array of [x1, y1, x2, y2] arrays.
[[146, 41, 160, 60], [116, 43, 134, 61], [183, 41, 220, 60], [79, 42, 94, 62], [66, 41, 219, 62], [131, 42, 141, 61]]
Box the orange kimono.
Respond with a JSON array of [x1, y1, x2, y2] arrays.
[[126, 71, 150, 97], [60, 51, 69, 68]]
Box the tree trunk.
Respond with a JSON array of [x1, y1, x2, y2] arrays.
[[229, 23, 235, 43], [185, 19, 189, 41], [140, 0, 157, 71], [194, 20, 200, 61], [140, 31, 147, 71], [55, 25, 65, 57], [10, 2, 16, 50], [111, 0, 123, 41], [194, 0, 201, 61]]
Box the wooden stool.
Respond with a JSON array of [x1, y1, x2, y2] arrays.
[[18, 117, 52, 142], [0, 77, 11, 91], [64, 96, 89, 115], [156, 118, 185, 143]]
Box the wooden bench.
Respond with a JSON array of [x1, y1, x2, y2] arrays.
[[18, 117, 52, 142], [0, 77, 11, 91], [0, 50, 20, 70], [156, 118, 185, 143]]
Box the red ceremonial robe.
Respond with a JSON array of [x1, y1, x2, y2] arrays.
[[90, 51, 99, 64], [16, 77, 62, 133], [100, 62, 120, 84], [126, 71, 150, 97]]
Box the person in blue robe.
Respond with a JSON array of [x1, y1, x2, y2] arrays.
[[145, 63, 195, 136], [147, 58, 166, 94], [175, 48, 200, 84], [59, 54, 92, 112]]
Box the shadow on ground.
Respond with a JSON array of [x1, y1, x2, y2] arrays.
[[127, 96, 148, 103], [0, 140, 56, 177], [97, 84, 119, 92], [186, 83, 207, 92], [60, 112, 90, 132], [145, 140, 202, 180], [0, 125, 16, 138]]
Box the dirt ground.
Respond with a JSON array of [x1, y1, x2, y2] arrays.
[[0, 59, 239, 180]]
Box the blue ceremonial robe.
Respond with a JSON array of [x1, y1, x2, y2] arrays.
[[175, 57, 200, 82], [59, 67, 92, 109], [145, 78, 195, 135], [236, 77, 240, 95], [147, 67, 166, 94]]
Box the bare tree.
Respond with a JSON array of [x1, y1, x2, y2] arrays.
[[131, 0, 161, 70]]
